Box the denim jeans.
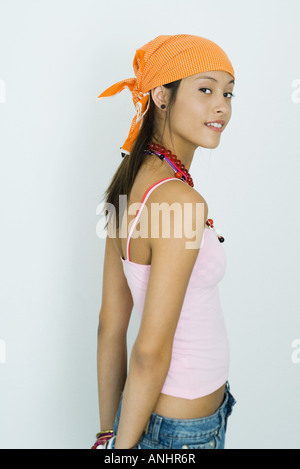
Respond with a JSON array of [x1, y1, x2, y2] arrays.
[[113, 382, 236, 449]]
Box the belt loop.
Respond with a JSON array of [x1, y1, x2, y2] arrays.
[[152, 415, 163, 443], [144, 419, 150, 435]]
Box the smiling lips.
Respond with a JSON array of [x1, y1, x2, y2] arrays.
[[205, 120, 225, 133]]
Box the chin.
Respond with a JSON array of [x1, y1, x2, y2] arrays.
[[200, 140, 220, 149]]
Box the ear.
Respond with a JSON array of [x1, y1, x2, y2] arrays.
[[151, 86, 168, 110]]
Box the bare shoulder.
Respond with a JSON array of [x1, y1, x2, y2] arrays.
[[149, 178, 207, 204], [147, 178, 208, 217], [146, 179, 208, 243]]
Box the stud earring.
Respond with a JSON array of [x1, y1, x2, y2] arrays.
[[161, 104, 166, 109]]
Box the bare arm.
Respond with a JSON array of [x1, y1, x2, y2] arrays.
[[97, 233, 133, 431], [97, 322, 127, 430], [114, 185, 208, 448]]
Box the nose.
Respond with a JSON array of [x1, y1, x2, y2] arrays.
[[213, 93, 231, 116]]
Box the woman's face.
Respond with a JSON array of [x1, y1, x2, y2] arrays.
[[153, 70, 235, 156], [171, 70, 235, 150]]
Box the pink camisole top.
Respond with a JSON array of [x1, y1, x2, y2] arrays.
[[120, 177, 229, 400]]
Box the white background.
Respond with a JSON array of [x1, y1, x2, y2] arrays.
[[0, 0, 299, 449]]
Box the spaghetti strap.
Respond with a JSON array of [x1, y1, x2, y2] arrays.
[[126, 177, 185, 262]]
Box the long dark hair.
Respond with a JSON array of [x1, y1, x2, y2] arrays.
[[101, 79, 182, 231]]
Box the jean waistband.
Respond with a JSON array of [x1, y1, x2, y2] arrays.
[[143, 382, 234, 438]]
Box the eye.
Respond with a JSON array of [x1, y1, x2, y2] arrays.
[[224, 92, 235, 99], [200, 88, 212, 94], [199, 88, 235, 99]]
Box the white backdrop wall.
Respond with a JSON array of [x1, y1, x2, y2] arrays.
[[0, 0, 299, 449]]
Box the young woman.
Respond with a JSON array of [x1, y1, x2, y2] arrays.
[[93, 34, 237, 450]]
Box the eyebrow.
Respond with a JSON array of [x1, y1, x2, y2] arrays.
[[194, 75, 235, 85]]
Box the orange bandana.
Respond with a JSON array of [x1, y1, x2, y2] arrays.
[[97, 34, 235, 156]]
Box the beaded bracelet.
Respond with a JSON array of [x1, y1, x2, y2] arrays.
[[91, 430, 114, 449]]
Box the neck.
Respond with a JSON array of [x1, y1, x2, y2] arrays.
[[151, 138, 195, 172]]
